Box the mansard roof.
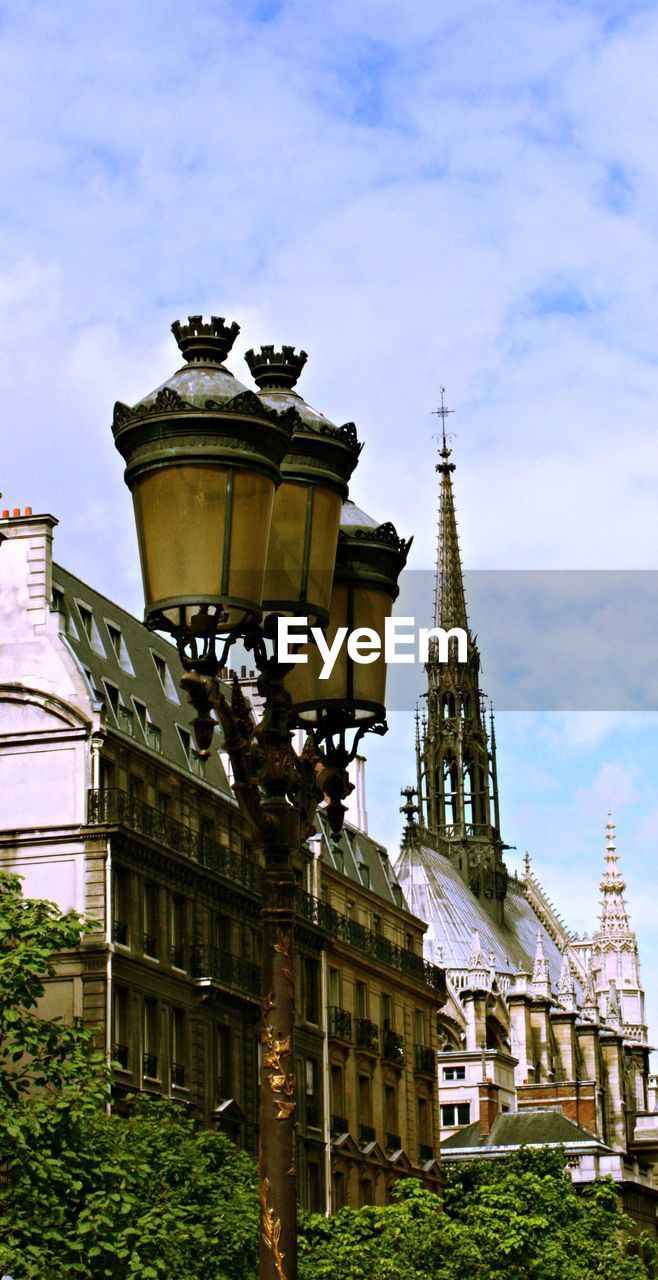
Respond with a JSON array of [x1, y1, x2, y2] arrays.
[[441, 1108, 608, 1153], [395, 836, 566, 989], [316, 809, 417, 914], [51, 561, 233, 799]]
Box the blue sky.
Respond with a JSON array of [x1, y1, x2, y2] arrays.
[[1, 0, 658, 1037]]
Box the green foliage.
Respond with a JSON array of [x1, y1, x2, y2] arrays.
[[0, 869, 106, 1099], [299, 1150, 658, 1280], [0, 1096, 259, 1280], [1, 872, 655, 1280]]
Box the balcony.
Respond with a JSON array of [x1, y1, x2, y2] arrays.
[[112, 1043, 129, 1070], [414, 1044, 436, 1075], [192, 945, 260, 1000], [87, 789, 259, 896], [331, 1114, 348, 1137], [385, 1132, 401, 1152], [359, 1123, 375, 1146], [355, 1017, 379, 1052], [418, 1143, 434, 1163], [112, 920, 128, 946], [294, 889, 446, 996], [383, 1029, 404, 1064], [328, 1006, 352, 1041], [170, 943, 186, 970], [143, 1052, 158, 1079], [171, 1062, 186, 1087]]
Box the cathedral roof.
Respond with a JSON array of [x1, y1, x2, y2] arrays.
[[395, 836, 566, 990]]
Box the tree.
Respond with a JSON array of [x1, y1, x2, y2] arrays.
[[298, 1150, 657, 1280], [0, 869, 105, 1099], [0, 871, 259, 1279]]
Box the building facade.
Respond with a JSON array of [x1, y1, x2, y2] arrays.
[[394, 427, 658, 1231], [0, 506, 445, 1212]]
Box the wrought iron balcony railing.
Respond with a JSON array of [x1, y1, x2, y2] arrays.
[[414, 1044, 436, 1075], [294, 889, 446, 996], [192, 945, 260, 1000], [359, 1123, 375, 1145], [143, 1052, 158, 1079], [355, 1017, 379, 1051], [385, 1131, 401, 1152], [87, 788, 259, 894], [330, 1114, 348, 1137], [112, 1043, 129, 1070], [171, 1062, 186, 1087], [328, 1006, 352, 1041], [419, 1143, 434, 1163], [383, 1029, 404, 1063]]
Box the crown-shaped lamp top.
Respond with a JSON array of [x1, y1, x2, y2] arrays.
[[171, 315, 240, 365], [245, 344, 308, 390]]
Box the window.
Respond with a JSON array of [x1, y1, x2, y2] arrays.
[[103, 680, 120, 720], [358, 1073, 371, 1125], [414, 1009, 426, 1046], [215, 914, 232, 951], [417, 1095, 430, 1143], [381, 993, 393, 1030], [384, 1083, 398, 1134], [305, 1058, 320, 1128], [200, 816, 216, 852], [112, 986, 129, 1070], [328, 968, 341, 1006], [133, 700, 148, 737], [217, 1024, 232, 1100], [303, 957, 320, 1024], [156, 790, 171, 816], [129, 774, 144, 803], [106, 622, 134, 674], [170, 895, 186, 969], [112, 868, 130, 946], [143, 883, 159, 958], [443, 1065, 466, 1081], [330, 1063, 344, 1116], [143, 998, 159, 1079], [441, 1102, 471, 1127], [358, 862, 370, 888], [332, 1171, 346, 1212], [77, 602, 105, 654], [373, 913, 382, 936], [100, 757, 116, 790], [359, 1180, 373, 1207], [307, 1162, 322, 1213], [171, 1008, 186, 1087], [152, 651, 179, 701], [78, 603, 93, 641], [356, 981, 368, 1019]]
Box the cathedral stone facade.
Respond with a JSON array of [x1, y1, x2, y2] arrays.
[[395, 428, 658, 1232]]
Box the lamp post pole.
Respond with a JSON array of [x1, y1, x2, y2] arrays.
[[111, 316, 411, 1280]]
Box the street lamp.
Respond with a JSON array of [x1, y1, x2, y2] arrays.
[[112, 317, 410, 1280]]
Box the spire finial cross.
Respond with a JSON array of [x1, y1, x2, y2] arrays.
[[431, 386, 455, 456]]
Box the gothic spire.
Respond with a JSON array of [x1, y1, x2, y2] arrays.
[[598, 815, 631, 936], [558, 948, 576, 1012], [531, 932, 551, 999], [432, 390, 468, 632]]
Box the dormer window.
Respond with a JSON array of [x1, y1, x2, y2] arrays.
[[106, 622, 134, 674], [76, 601, 106, 655], [152, 651, 179, 701]]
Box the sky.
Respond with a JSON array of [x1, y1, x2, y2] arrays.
[[1, 0, 658, 1038]]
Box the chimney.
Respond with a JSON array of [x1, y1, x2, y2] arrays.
[[478, 1045, 500, 1137]]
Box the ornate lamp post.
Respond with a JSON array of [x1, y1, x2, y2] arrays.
[[112, 317, 411, 1280]]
